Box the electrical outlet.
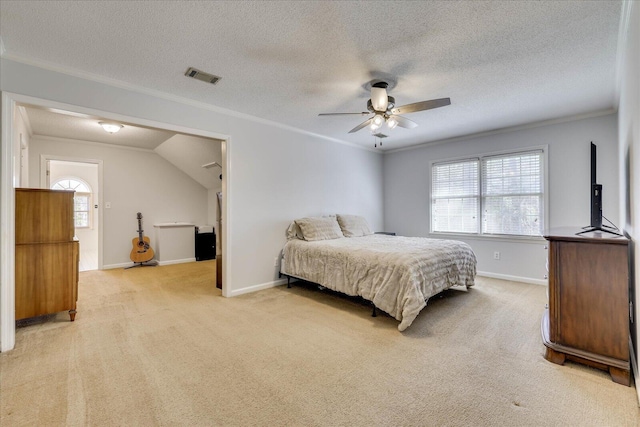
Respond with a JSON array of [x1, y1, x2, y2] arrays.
[[493, 251, 500, 260], [273, 257, 278, 267]]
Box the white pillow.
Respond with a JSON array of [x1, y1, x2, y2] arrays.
[[336, 214, 373, 237], [286, 221, 304, 240], [294, 216, 344, 241]]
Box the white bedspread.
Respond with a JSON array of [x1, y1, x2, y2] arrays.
[[282, 234, 476, 331]]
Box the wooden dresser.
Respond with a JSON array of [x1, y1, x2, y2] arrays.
[[542, 228, 630, 385], [15, 188, 79, 321]]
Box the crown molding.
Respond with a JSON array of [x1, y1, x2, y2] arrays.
[[614, 0, 633, 107], [384, 108, 617, 154], [0, 54, 379, 154]]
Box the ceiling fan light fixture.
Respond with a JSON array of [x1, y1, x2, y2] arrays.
[[99, 122, 123, 134], [370, 113, 384, 131], [319, 80, 450, 135]]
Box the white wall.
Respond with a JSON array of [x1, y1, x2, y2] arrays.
[[28, 135, 209, 267], [0, 57, 384, 296], [384, 113, 619, 283], [222, 118, 384, 291], [618, 0, 639, 382]]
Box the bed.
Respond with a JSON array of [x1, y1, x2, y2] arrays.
[[280, 215, 477, 331]]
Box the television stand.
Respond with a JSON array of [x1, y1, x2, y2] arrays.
[[576, 224, 622, 237], [543, 228, 630, 385]]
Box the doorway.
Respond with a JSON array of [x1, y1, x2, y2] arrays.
[[46, 159, 100, 271], [1, 92, 231, 352]]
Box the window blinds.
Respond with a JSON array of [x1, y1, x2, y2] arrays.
[[431, 159, 479, 233], [481, 150, 543, 236]]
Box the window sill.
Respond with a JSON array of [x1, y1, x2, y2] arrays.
[[428, 232, 545, 244]]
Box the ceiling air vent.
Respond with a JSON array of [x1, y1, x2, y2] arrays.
[[185, 67, 221, 85], [372, 133, 388, 138]]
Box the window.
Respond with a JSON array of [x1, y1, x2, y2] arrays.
[[431, 159, 479, 233], [482, 151, 543, 236], [431, 149, 544, 237], [51, 178, 92, 228]]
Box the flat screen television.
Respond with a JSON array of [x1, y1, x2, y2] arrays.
[[590, 142, 602, 229], [577, 141, 620, 236]]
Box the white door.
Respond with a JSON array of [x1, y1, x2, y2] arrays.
[[48, 160, 100, 271]]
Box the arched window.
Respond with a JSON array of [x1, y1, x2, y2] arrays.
[[51, 178, 93, 228]]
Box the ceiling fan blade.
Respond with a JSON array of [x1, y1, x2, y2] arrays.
[[391, 97, 451, 115], [349, 117, 373, 133], [393, 115, 418, 129], [318, 112, 370, 116], [371, 87, 388, 112]]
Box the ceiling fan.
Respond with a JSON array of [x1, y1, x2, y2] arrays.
[[319, 81, 451, 134]]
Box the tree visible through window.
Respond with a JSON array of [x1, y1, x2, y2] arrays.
[[51, 178, 92, 228], [431, 149, 544, 237]]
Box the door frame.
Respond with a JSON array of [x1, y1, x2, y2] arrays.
[[42, 156, 104, 270], [0, 91, 232, 352]]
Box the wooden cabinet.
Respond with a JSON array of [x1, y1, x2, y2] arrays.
[[542, 228, 630, 385], [15, 189, 79, 321]]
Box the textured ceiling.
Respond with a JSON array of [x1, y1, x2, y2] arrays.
[[0, 1, 624, 151]]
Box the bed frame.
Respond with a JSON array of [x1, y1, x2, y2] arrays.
[[279, 271, 379, 317]]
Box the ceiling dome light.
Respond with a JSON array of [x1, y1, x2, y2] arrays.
[[99, 122, 123, 134], [387, 116, 399, 129]]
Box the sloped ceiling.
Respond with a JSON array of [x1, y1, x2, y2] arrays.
[[0, 1, 624, 150], [23, 107, 175, 150], [23, 106, 222, 189], [155, 134, 222, 190]]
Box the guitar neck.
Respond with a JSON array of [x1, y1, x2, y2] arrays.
[[137, 216, 144, 242]]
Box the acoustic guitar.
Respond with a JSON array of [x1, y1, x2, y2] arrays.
[[130, 212, 155, 263]]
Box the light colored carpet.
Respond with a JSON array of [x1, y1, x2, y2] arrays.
[[1, 261, 638, 426]]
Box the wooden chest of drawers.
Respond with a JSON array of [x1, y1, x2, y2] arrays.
[[15, 189, 79, 321], [542, 228, 630, 385]]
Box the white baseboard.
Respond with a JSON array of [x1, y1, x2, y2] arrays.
[[157, 258, 196, 266], [102, 262, 135, 270], [477, 271, 547, 286], [231, 271, 547, 297], [228, 278, 289, 297], [102, 258, 196, 269]]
